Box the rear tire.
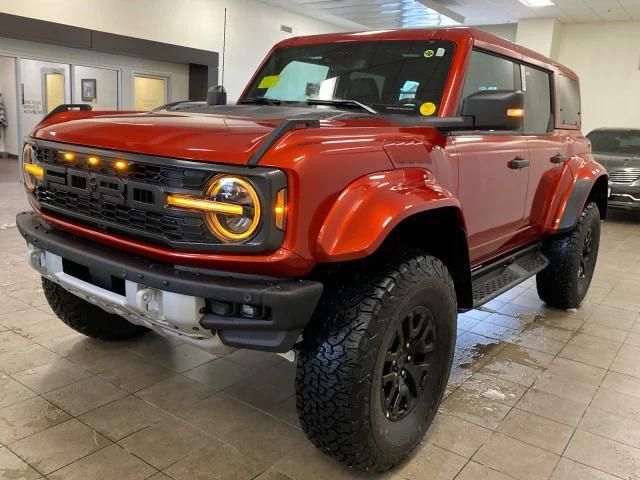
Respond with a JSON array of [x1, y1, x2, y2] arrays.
[[536, 202, 601, 309], [42, 278, 148, 341], [295, 252, 457, 471]]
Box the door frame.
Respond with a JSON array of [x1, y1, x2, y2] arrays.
[[40, 67, 67, 115], [71, 64, 121, 109], [131, 70, 171, 110]]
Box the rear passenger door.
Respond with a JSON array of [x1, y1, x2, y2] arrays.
[[452, 50, 531, 264], [521, 64, 569, 234]]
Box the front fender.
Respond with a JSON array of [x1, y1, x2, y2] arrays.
[[316, 168, 463, 261]]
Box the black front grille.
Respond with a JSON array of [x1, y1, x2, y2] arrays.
[[35, 186, 213, 244], [27, 140, 287, 253], [30, 144, 223, 248], [33, 146, 211, 190]]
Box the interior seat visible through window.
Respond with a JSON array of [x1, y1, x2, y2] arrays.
[[344, 77, 381, 104]]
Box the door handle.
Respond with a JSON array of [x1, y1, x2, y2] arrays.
[[551, 154, 568, 164], [508, 157, 530, 169]]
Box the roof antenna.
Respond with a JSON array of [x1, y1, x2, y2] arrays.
[[207, 8, 228, 106], [221, 7, 227, 89]]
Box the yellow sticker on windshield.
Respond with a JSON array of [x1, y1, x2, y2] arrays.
[[424, 49, 435, 58], [258, 75, 280, 89], [420, 102, 437, 116]]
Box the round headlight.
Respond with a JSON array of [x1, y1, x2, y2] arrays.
[[22, 144, 40, 192], [204, 175, 261, 242]]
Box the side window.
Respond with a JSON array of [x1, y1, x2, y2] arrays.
[[522, 65, 552, 133], [559, 75, 581, 126], [461, 50, 517, 105]]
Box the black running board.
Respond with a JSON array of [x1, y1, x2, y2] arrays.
[[471, 244, 549, 308]]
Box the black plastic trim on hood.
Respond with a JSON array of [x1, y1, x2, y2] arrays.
[[247, 117, 321, 166]]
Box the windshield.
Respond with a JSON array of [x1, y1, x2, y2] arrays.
[[588, 130, 640, 156], [242, 40, 456, 116]]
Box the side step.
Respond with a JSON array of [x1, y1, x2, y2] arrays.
[[471, 244, 549, 308]]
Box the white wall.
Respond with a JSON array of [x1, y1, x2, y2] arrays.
[[0, 56, 18, 156], [476, 23, 518, 42], [516, 18, 563, 59], [0, 0, 344, 101], [555, 21, 640, 135], [0, 36, 190, 154]]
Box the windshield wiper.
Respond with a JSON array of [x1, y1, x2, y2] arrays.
[[306, 99, 378, 115], [239, 97, 282, 105]]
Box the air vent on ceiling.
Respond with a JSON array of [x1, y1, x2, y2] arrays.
[[281, 25, 293, 34]]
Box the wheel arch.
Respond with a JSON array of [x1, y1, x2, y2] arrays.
[[557, 172, 608, 233], [378, 207, 473, 310], [315, 168, 473, 310]]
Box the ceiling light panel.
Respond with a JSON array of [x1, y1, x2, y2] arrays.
[[279, 0, 462, 28], [519, 0, 555, 6]]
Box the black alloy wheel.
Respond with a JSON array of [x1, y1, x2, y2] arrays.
[[381, 306, 437, 421]]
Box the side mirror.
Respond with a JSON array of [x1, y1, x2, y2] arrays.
[[461, 90, 524, 131], [207, 85, 227, 106]]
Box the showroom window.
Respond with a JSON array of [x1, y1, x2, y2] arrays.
[[522, 65, 553, 134], [460, 50, 517, 106], [559, 75, 581, 126]]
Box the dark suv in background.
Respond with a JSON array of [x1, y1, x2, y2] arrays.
[[588, 128, 640, 210]]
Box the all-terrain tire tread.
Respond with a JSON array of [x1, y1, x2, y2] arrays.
[[295, 252, 456, 472], [536, 202, 600, 309]]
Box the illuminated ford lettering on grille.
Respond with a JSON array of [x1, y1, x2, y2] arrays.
[[43, 165, 162, 210]]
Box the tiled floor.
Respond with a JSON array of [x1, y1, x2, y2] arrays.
[[2, 158, 640, 480]]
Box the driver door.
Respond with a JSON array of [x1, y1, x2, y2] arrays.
[[452, 50, 530, 264]]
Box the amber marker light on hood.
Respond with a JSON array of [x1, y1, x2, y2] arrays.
[[114, 160, 128, 170], [166, 195, 244, 215], [507, 108, 525, 118], [87, 156, 101, 166], [62, 152, 75, 162]]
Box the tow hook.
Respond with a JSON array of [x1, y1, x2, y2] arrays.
[[135, 288, 161, 317]]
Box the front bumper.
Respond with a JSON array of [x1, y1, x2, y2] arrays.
[[17, 211, 323, 352], [608, 184, 640, 210]]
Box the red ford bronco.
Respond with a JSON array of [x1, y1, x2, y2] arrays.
[[18, 28, 607, 471]]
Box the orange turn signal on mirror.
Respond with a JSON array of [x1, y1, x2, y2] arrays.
[[274, 189, 287, 230], [23, 163, 44, 179], [166, 194, 244, 216], [507, 108, 525, 118]]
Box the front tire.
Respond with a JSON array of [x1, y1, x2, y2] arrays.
[[42, 278, 148, 341], [295, 253, 457, 472], [537, 202, 601, 308]]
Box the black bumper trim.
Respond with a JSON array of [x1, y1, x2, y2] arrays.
[[17, 211, 323, 352]]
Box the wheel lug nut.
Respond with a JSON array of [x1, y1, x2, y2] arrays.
[[407, 355, 412, 361], [406, 343, 410, 349], [385, 411, 390, 418], [402, 369, 407, 376]]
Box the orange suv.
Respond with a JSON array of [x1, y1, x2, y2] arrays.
[[18, 28, 607, 471]]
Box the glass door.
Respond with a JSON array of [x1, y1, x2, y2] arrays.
[[19, 58, 71, 138], [134, 74, 168, 111]]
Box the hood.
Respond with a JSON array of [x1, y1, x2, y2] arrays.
[[32, 105, 364, 166], [592, 152, 640, 171]]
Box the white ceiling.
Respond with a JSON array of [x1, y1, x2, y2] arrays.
[[260, 0, 640, 29]]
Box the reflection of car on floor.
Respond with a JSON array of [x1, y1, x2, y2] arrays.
[[587, 128, 640, 211], [17, 28, 608, 472]]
